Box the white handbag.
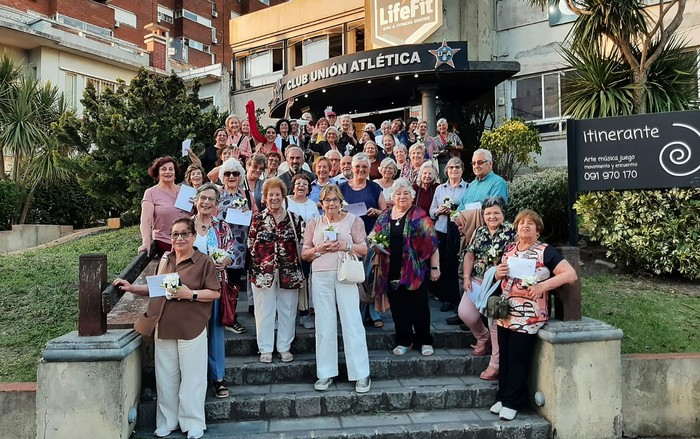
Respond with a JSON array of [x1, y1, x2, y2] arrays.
[[337, 251, 365, 284]]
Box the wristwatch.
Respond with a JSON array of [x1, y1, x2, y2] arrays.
[[191, 291, 199, 301], [314, 252, 322, 259]]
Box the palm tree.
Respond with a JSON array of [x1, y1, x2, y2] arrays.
[[524, 0, 689, 115], [0, 53, 72, 223]]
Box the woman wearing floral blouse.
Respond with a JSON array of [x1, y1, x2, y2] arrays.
[[248, 177, 305, 364], [458, 196, 515, 381]]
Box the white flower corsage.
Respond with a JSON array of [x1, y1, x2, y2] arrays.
[[161, 273, 181, 300], [230, 198, 247, 209], [522, 275, 540, 288], [209, 247, 228, 264]]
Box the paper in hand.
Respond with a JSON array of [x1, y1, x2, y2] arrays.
[[225, 208, 252, 226], [174, 185, 197, 212], [181, 138, 192, 157], [146, 274, 169, 298], [344, 202, 368, 216], [507, 257, 537, 280]]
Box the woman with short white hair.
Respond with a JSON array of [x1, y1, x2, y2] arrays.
[[374, 157, 399, 207], [338, 114, 358, 155], [432, 118, 463, 180], [412, 161, 439, 214]]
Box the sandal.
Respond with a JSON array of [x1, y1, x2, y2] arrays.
[[280, 351, 293, 363], [228, 321, 246, 334], [373, 319, 384, 328], [480, 366, 499, 381], [213, 381, 229, 399], [259, 352, 272, 363]]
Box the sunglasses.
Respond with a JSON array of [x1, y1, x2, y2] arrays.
[[224, 171, 240, 178], [472, 160, 490, 166], [170, 232, 192, 240]]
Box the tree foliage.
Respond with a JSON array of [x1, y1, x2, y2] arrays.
[[525, 0, 691, 115], [480, 117, 541, 182], [65, 68, 224, 217]]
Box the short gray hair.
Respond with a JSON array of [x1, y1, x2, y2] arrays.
[[285, 146, 304, 159], [339, 114, 352, 123], [352, 152, 371, 167], [408, 143, 425, 155], [379, 157, 399, 174], [393, 143, 407, 153], [390, 178, 415, 198], [324, 149, 342, 159], [418, 161, 438, 183], [219, 158, 245, 182], [473, 148, 493, 162], [323, 126, 339, 140], [446, 157, 464, 170], [195, 182, 221, 203], [436, 118, 448, 129]]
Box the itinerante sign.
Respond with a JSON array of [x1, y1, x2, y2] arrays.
[[366, 0, 442, 48], [269, 41, 468, 113], [571, 110, 700, 191]]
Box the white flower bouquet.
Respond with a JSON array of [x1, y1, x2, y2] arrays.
[[230, 198, 247, 209], [161, 273, 181, 300], [442, 196, 457, 211], [209, 247, 228, 264], [522, 275, 540, 288]]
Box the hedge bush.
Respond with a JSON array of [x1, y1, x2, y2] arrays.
[[506, 168, 569, 244], [26, 180, 108, 228], [574, 188, 700, 280], [0, 180, 24, 230]]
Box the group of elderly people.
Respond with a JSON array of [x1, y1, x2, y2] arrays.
[[120, 114, 577, 437]]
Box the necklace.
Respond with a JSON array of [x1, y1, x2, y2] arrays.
[[391, 209, 408, 226], [195, 216, 211, 233]]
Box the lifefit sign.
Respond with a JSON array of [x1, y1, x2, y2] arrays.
[[570, 110, 700, 191], [367, 0, 442, 48]]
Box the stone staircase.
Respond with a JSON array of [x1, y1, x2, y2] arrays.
[[136, 296, 551, 438]]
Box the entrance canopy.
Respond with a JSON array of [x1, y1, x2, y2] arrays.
[[268, 41, 519, 118]]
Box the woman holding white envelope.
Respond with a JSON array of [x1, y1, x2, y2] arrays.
[[113, 217, 220, 439], [217, 158, 257, 334], [490, 209, 577, 421]]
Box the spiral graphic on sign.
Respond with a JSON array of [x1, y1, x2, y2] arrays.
[[658, 123, 700, 177]]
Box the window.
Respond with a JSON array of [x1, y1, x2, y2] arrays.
[[86, 76, 117, 95], [230, 11, 240, 19], [111, 7, 137, 28], [64, 73, 77, 109], [510, 71, 571, 133], [302, 37, 328, 65], [241, 48, 283, 88], [188, 39, 211, 54], [212, 28, 217, 44], [157, 5, 174, 24], [55, 13, 112, 37], [292, 28, 344, 69], [175, 9, 212, 27], [259, 0, 270, 5]]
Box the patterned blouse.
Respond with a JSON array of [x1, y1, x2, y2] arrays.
[[466, 222, 515, 280], [431, 132, 463, 163], [216, 188, 253, 269], [373, 206, 439, 295], [248, 209, 305, 289], [496, 242, 564, 335]]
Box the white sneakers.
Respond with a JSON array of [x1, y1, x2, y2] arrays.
[[490, 401, 518, 420], [187, 428, 204, 439], [314, 377, 333, 391], [355, 377, 371, 393]]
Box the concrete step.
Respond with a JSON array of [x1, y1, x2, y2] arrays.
[[224, 324, 476, 356], [135, 408, 551, 439], [224, 348, 489, 386], [138, 375, 497, 426]]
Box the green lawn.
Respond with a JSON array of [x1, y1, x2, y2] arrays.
[[0, 226, 697, 382], [0, 227, 140, 382], [582, 273, 699, 354]]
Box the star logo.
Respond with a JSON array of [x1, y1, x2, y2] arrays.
[[428, 40, 461, 69]]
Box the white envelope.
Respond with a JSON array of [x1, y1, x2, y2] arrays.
[[145, 274, 169, 298], [507, 257, 537, 280], [181, 138, 192, 157], [462, 201, 482, 211], [323, 230, 338, 241], [344, 202, 368, 216], [225, 208, 252, 226], [174, 185, 196, 212]]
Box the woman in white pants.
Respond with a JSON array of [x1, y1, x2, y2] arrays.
[[302, 184, 371, 393], [248, 177, 305, 363]]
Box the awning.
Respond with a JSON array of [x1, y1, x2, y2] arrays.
[[268, 41, 520, 118]]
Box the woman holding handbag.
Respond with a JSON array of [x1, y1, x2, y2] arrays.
[[113, 218, 220, 439], [301, 184, 371, 393], [191, 183, 237, 399], [248, 177, 305, 363]]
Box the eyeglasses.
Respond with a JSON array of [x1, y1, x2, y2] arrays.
[[223, 171, 240, 178], [472, 160, 490, 166], [197, 195, 216, 203], [294, 182, 309, 187], [322, 198, 340, 204], [170, 232, 192, 240], [447, 165, 462, 170]]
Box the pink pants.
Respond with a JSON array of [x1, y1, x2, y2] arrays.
[[457, 293, 499, 370]]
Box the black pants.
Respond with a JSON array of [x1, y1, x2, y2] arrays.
[[226, 268, 245, 322], [432, 231, 460, 306], [387, 281, 433, 347], [497, 325, 538, 410]]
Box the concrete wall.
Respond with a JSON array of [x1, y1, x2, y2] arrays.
[[0, 224, 73, 254], [0, 383, 36, 439], [622, 353, 700, 437]]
